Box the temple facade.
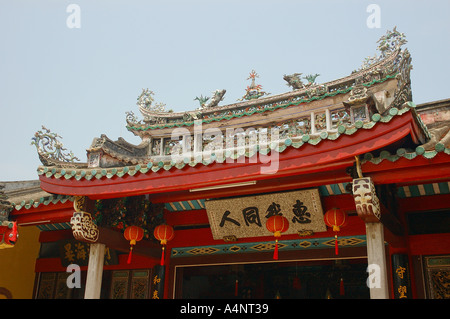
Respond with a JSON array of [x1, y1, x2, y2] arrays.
[[1, 28, 449, 299]]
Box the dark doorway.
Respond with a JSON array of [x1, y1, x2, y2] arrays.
[[176, 258, 370, 299]]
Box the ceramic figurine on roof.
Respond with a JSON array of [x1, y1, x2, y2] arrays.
[[194, 95, 209, 108], [283, 73, 304, 90], [377, 26, 407, 57], [356, 26, 408, 72], [195, 89, 226, 110], [137, 89, 166, 112], [304, 74, 320, 87], [137, 88, 167, 123], [284, 73, 320, 90], [238, 70, 270, 101]]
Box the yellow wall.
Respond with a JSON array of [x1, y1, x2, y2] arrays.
[[0, 225, 41, 299]]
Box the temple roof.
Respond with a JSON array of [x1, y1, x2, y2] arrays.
[[35, 102, 434, 181], [125, 52, 401, 135], [30, 28, 450, 199], [0, 180, 73, 212]]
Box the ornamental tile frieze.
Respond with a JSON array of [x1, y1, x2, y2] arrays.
[[171, 235, 367, 258]]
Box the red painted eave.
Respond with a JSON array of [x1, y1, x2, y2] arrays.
[[39, 112, 425, 199], [362, 152, 450, 185], [10, 201, 74, 226]]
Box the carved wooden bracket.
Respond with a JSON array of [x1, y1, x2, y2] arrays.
[[70, 196, 99, 243], [69, 196, 160, 258], [352, 177, 381, 223]]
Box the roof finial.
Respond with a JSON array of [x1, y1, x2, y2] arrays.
[[31, 126, 80, 165], [238, 70, 270, 101], [356, 27, 407, 72]]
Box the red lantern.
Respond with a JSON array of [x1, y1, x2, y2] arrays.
[[324, 208, 347, 255], [265, 215, 289, 260], [154, 224, 175, 266], [124, 225, 144, 264]]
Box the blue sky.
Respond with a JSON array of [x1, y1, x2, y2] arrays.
[[1, 0, 449, 181]]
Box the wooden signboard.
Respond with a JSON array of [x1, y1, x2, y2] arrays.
[[59, 239, 118, 267], [205, 189, 326, 240]]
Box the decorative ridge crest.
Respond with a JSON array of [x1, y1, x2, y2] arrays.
[[126, 56, 404, 133], [38, 102, 436, 181], [137, 89, 166, 113], [31, 126, 82, 167], [355, 26, 407, 72]]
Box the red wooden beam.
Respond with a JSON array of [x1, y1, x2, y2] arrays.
[[164, 209, 209, 226], [35, 254, 160, 273], [408, 233, 450, 255], [39, 229, 73, 243], [398, 193, 450, 213], [151, 167, 353, 203]]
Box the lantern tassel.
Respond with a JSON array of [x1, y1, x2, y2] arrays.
[[160, 246, 165, 266], [334, 234, 339, 255], [127, 246, 133, 264], [340, 277, 345, 296], [235, 279, 238, 297], [273, 239, 279, 260]]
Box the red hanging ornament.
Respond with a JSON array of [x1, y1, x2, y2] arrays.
[[324, 208, 347, 255], [124, 225, 144, 264], [153, 224, 175, 266], [265, 215, 289, 260], [340, 277, 345, 296]]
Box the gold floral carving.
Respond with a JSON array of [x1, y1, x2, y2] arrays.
[[70, 196, 99, 243], [430, 271, 450, 299], [73, 196, 85, 212], [70, 211, 99, 243]]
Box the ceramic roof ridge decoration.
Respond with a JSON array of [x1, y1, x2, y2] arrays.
[[31, 126, 84, 168], [238, 69, 270, 101], [36, 102, 436, 181], [125, 28, 409, 133], [33, 27, 446, 183], [87, 134, 151, 166], [283, 73, 320, 91], [194, 89, 227, 111], [125, 55, 403, 133]]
